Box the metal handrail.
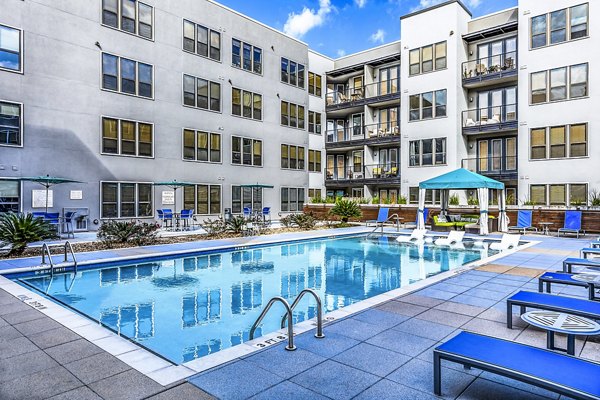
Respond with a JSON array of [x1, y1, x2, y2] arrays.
[[249, 296, 296, 351], [367, 213, 401, 238], [280, 289, 325, 339], [64, 241, 78, 274], [41, 243, 55, 277]]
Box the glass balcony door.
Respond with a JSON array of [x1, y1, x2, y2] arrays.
[[477, 137, 517, 174]]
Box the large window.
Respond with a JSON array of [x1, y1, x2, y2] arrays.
[[409, 89, 446, 121], [102, 53, 153, 98], [530, 63, 587, 104], [308, 111, 322, 134], [101, 182, 152, 218], [530, 183, 588, 206], [102, 0, 153, 39], [183, 74, 221, 112], [281, 101, 305, 129], [0, 180, 20, 213], [232, 136, 262, 166], [102, 117, 153, 157], [308, 150, 322, 173], [530, 3, 588, 49], [183, 184, 221, 215], [232, 39, 262, 74], [0, 24, 21, 73], [530, 123, 587, 160], [232, 186, 262, 213], [408, 41, 446, 76], [183, 129, 221, 163], [281, 144, 305, 170], [281, 58, 305, 88], [183, 20, 220, 61], [308, 72, 322, 96], [409, 138, 446, 166], [232, 88, 261, 120], [281, 188, 305, 212], [0, 101, 22, 146]]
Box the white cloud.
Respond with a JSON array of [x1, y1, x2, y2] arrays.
[[467, 0, 482, 8], [337, 49, 347, 57], [283, 0, 333, 39], [369, 29, 386, 43], [411, 0, 482, 12], [355, 0, 367, 8]]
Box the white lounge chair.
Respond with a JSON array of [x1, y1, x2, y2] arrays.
[[434, 231, 465, 247], [489, 234, 521, 251], [396, 229, 426, 244]]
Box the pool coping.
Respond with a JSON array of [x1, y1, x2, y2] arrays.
[[0, 228, 535, 386]]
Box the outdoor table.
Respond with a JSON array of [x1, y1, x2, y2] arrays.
[[539, 222, 554, 236], [521, 310, 600, 355]]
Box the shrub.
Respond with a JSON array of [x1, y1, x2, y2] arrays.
[[310, 196, 325, 204], [467, 196, 479, 206], [329, 199, 362, 223], [200, 218, 226, 235], [0, 213, 58, 255], [280, 214, 294, 228], [398, 195, 407, 205], [371, 196, 380, 204], [589, 189, 600, 206], [357, 198, 370, 204], [97, 220, 159, 246], [325, 196, 336, 204], [449, 194, 460, 206], [280, 213, 317, 229], [521, 197, 536, 206], [225, 216, 247, 234], [383, 197, 393, 205]]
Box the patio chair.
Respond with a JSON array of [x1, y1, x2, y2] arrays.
[[434, 231, 465, 247], [32, 212, 46, 220], [506, 291, 600, 329], [508, 210, 537, 234], [434, 331, 600, 399], [62, 211, 77, 239], [179, 209, 193, 230], [562, 257, 600, 273], [396, 229, 426, 244], [366, 207, 390, 227], [45, 212, 60, 232], [558, 210, 584, 238], [405, 208, 429, 229], [489, 233, 520, 251], [262, 207, 271, 226], [161, 209, 174, 229], [243, 207, 252, 219]]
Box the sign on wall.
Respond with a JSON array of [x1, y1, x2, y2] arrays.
[[162, 191, 175, 205], [32, 190, 52, 208], [70, 190, 83, 200]]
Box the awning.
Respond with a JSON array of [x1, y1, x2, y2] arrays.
[[419, 168, 504, 190]]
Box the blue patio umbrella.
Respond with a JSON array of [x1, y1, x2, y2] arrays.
[[19, 175, 83, 213]]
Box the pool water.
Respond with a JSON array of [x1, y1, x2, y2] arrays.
[[16, 235, 494, 364]]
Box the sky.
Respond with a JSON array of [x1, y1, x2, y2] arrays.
[[215, 0, 518, 58]]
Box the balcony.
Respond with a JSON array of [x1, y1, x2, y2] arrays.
[[325, 164, 401, 187], [462, 52, 517, 89], [326, 79, 401, 112], [326, 123, 400, 149], [462, 104, 518, 135], [462, 156, 518, 181]]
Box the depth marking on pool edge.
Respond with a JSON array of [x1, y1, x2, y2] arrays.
[[16, 294, 48, 310]]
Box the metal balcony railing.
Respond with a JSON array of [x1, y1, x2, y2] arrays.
[[462, 156, 518, 176], [462, 104, 518, 131], [325, 164, 400, 181], [325, 123, 400, 144], [462, 51, 517, 80], [325, 79, 400, 107]]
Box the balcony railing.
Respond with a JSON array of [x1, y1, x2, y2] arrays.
[[462, 104, 518, 134], [325, 79, 400, 107], [325, 164, 400, 181], [462, 156, 518, 179], [326, 123, 400, 144], [462, 51, 517, 83]]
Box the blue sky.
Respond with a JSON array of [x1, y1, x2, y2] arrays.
[[216, 0, 517, 58]]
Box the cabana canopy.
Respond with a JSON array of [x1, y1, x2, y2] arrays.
[[417, 168, 508, 235]]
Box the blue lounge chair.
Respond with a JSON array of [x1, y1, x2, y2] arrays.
[[581, 248, 600, 259], [405, 208, 429, 229], [365, 207, 390, 227], [538, 271, 598, 301], [558, 210, 584, 238], [434, 331, 600, 399], [562, 257, 600, 273], [508, 210, 537, 234], [506, 291, 600, 329]]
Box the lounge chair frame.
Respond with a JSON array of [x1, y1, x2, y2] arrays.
[[538, 272, 598, 301], [562, 257, 600, 273]]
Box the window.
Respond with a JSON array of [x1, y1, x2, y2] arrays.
[[570, 184, 587, 205], [308, 150, 322, 172], [232, 136, 262, 166], [549, 126, 566, 158], [231, 88, 261, 120], [530, 4, 588, 48], [101, 182, 152, 218], [530, 128, 546, 159], [409, 138, 446, 166], [530, 183, 587, 206], [102, 0, 153, 39], [183, 184, 221, 215], [529, 185, 546, 205], [280, 101, 305, 129], [549, 184, 566, 205], [281, 58, 305, 88], [530, 124, 587, 159], [183, 74, 221, 112], [281, 188, 305, 212], [408, 41, 447, 76], [102, 117, 153, 157], [182, 20, 220, 61], [550, 67, 567, 101], [231, 39, 262, 74], [182, 129, 221, 163], [232, 186, 262, 213], [531, 71, 547, 104], [409, 89, 447, 121], [570, 63, 588, 98], [308, 111, 322, 134], [281, 144, 305, 170], [0, 180, 20, 213], [308, 72, 322, 96], [102, 53, 153, 98], [0, 24, 21, 72], [569, 123, 587, 157], [531, 63, 588, 104], [308, 189, 322, 199], [0, 101, 22, 146]]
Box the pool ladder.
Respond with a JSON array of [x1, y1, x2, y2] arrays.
[[41, 241, 78, 277], [366, 213, 401, 238], [249, 289, 325, 351]]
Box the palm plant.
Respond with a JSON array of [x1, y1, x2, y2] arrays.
[[0, 212, 58, 255], [329, 199, 362, 223]]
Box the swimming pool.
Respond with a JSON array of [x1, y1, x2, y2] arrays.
[[15, 234, 496, 364]]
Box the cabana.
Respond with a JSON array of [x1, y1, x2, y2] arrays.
[[417, 168, 508, 235]]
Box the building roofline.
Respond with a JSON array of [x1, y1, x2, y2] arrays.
[[468, 5, 518, 22], [333, 39, 402, 61], [308, 49, 334, 61], [400, 0, 472, 20]]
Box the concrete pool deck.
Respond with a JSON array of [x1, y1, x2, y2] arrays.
[[0, 231, 598, 399]]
